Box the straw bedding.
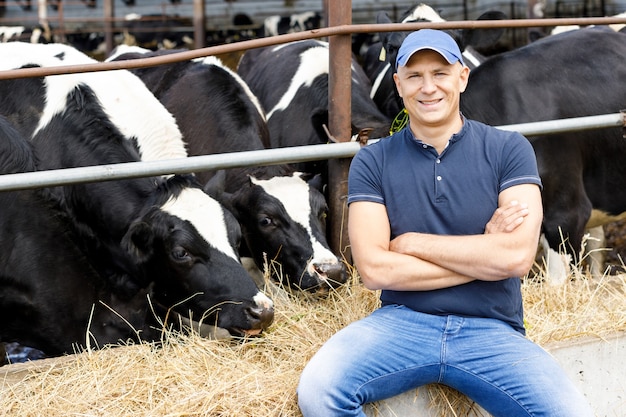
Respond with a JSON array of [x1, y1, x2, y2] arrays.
[[1, 264, 625, 417]]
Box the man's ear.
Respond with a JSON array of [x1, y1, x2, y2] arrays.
[[393, 72, 402, 98], [459, 65, 470, 93]]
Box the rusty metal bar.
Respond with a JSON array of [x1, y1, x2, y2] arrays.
[[2, 16, 626, 80], [327, 0, 353, 261], [103, 0, 114, 55], [37, 0, 47, 27], [193, 0, 205, 50]]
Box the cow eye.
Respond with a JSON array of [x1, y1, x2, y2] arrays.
[[259, 217, 273, 227], [171, 247, 191, 261]]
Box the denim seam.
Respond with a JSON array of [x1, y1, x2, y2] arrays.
[[439, 333, 447, 383], [444, 364, 534, 417], [353, 362, 442, 405]]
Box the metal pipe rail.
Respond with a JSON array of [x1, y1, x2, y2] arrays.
[[1, 16, 626, 81], [0, 112, 623, 192]]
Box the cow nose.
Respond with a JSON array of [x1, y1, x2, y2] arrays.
[[314, 261, 348, 288], [246, 304, 275, 331]]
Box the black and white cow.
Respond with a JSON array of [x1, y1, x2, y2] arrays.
[[548, 12, 626, 37], [123, 13, 194, 50], [64, 30, 109, 59], [0, 42, 274, 337], [458, 28, 626, 283], [0, 24, 53, 44], [0, 115, 155, 361], [108, 46, 348, 292], [534, 18, 626, 274], [262, 11, 323, 37], [237, 39, 392, 181], [365, 3, 506, 119]]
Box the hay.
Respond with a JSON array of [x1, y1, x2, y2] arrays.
[[1, 264, 625, 417], [523, 272, 626, 345]]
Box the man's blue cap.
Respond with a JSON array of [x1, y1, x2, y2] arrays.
[[396, 29, 465, 68]]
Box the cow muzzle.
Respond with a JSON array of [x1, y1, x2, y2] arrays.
[[308, 260, 348, 291]]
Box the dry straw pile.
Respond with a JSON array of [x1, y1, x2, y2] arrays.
[[1, 263, 625, 417]]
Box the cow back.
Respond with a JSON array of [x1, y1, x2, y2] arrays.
[[0, 115, 152, 356]]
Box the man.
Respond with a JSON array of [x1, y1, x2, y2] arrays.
[[297, 29, 593, 416]]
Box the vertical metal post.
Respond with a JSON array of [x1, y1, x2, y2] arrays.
[[193, 0, 206, 49], [526, 0, 547, 42], [37, 0, 52, 40], [103, 0, 114, 55], [327, 0, 352, 263], [37, 0, 47, 25], [322, 0, 329, 27]]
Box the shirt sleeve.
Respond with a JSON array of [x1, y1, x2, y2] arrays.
[[499, 131, 543, 192], [347, 143, 385, 205]]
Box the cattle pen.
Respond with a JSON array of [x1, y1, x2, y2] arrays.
[[1, 6, 626, 416], [1, 13, 626, 259]]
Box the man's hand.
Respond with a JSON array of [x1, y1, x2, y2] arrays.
[[485, 200, 529, 234]]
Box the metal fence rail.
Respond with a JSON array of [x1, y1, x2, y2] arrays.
[[0, 112, 623, 192]]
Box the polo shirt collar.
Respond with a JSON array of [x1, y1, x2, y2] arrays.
[[403, 112, 468, 148], [449, 113, 468, 144]]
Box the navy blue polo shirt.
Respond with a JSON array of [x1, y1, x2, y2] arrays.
[[348, 117, 542, 334]]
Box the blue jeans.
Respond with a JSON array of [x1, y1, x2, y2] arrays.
[[297, 304, 594, 417]]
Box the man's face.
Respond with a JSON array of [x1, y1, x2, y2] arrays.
[[393, 49, 469, 130]]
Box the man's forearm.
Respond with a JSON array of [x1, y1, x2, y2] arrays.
[[390, 232, 534, 281], [355, 245, 476, 291]]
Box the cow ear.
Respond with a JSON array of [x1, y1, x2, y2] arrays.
[[122, 221, 154, 264], [204, 171, 239, 217], [203, 170, 226, 197], [461, 11, 507, 50], [308, 173, 325, 192], [376, 11, 392, 25], [216, 191, 239, 219], [376, 12, 394, 50], [311, 108, 331, 143]]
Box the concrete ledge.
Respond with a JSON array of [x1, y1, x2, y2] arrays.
[[365, 331, 626, 417], [0, 353, 78, 387]]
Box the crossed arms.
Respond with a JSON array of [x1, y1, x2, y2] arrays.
[[348, 183, 543, 291]]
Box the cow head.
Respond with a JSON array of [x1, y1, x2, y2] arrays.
[[377, 5, 506, 74], [311, 108, 390, 145], [122, 175, 274, 338], [207, 171, 348, 292], [0, 114, 154, 356]]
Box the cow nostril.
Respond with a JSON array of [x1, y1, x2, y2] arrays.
[[313, 262, 349, 288], [247, 305, 275, 330]]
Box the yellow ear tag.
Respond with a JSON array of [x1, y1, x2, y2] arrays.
[[378, 46, 386, 62], [389, 108, 408, 135]]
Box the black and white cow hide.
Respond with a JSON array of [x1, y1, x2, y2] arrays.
[[0, 115, 155, 361], [459, 28, 626, 284], [262, 11, 323, 37], [236, 39, 392, 182], [0, 23, 53, 44], [107, 46, 348, 292], [0, 42, 274, 337], [122, 13, 194, 50]]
